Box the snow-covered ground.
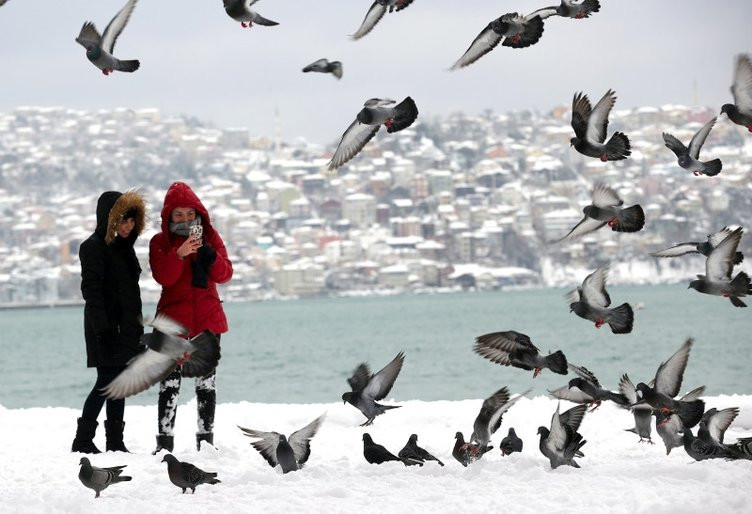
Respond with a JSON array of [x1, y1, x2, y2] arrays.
[[2, 394, 751, 513]]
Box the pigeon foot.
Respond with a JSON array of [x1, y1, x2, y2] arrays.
[[747, 125, 752, 133], [241, 22, 247, 28], [102, 69, 112, 76], [176, 351, 190, 366], [533, 367, 541, 378], [721, 290, 730, 297], [575, 11, 586, 19], [594, 320, 604, 329], [693, 170, 701, 176], [587, 401, 602, 412], [360, 418, 375, 427], [599, 153, 608, 162], [510, 34, 521, 44], [608, 218, 618, 227], [384, 118, 394, 129]]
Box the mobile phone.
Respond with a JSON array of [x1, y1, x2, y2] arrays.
[[189, 224, 203, 241]]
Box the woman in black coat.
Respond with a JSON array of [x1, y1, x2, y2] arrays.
[[71, 190, 146, 453]]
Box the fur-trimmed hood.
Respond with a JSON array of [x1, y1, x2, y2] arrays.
[[95, 190, 147, 245], [159, 181, 215, 239]]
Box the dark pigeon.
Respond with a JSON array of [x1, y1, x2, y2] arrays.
[[556, 183, 644, 242], [363, 433, 419, 465], [499, 428, 523, 456], [102, 314, 220, 399], [682, 427, 739, 461], [720, 54, 752, 132], [663, 117, 722, 176], [470, 387, 528, 453], [161, 454, 220, 494], [688, 227, 751, 307], [549, 363, 629, 411], [528, 0, 600, 20], [342, 351, 405, 426], [238, 414, 325, 473], [619, 374, 656, 444], [729, 437, 752, 460], [328, 97, 418, 171], [351, 0, 415, 40], [78, 457, 131, 498], [570, 90, 631, 161], [567, 266, 634, 334], [302, 58, 343, 80], [75, 0, 140, 75], [452, 431, 492, 467], [473, 330, 568, 378], [538, 404, 588, 469], [398, 434, 444, 466], [650, 226, 744, 265], [653, 386, 706, 454], [223, 0, 279, 28]]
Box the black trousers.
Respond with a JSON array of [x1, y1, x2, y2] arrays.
[[81, 366, 126, 422]]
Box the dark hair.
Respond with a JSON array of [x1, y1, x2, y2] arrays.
[[122, 207, 139, 220]]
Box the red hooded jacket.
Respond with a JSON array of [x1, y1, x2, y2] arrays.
[[149, 182, 233, 337]]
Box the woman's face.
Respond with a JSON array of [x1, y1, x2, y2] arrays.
[[171, 207, 196, 223], [117, 217, 136, 238]]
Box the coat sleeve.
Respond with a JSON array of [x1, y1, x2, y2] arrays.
[[207, 230, 233, 285], [80, 239, 111, 335], [149, 233, 187, 287]]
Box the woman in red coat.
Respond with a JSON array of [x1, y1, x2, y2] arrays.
[[149, 181, 233, 453]]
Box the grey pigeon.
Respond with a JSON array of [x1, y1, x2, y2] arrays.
[[729, 437, 752, 460], [328, 97, 418, 171], [721, 54, 752, 132], [75, 0, 140, 75], [633, 338, 705, 429], [682, 424, 740, 462], [342, 351, 405, 426], [549, 363, 629, 412], [398, 434, 444, 466], [688, 227, 751, 307], [161, 454, 220, 494], [619, 373, 655, 444], [302, 58, 343, 80], [363, 433, 418, 465], [473, 330, 568, 378], [499, 427, 523, 456], [537, 404, 588, 469], [663, 117, 722, 176], [570, 90, 631, 161], [101, 314, 220, 399], [238, 414, 325, 473], [452, 431, 492, 467], [470, 387, 529, 453], [351, 0, 415, 40], [78, 457, 131, 498], [555, 183, 645, 242], [450, 12, 544, 70], [223, 0, 278, 28], [567, 266, 634, 334], [653, 385, 706, 454], [528, 0, 600, 20], [650, 226, 744, 265]]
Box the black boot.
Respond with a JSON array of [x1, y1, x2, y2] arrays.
[[105, 420, 130, 452], [196, 433, 214, 451], [71, 417, 101, 454], [152, 434, 174, 455]]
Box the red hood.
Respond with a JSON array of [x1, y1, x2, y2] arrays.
[[160, 181, 214, 237]]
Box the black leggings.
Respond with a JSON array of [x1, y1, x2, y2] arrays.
[[81, 366, 126, 422]]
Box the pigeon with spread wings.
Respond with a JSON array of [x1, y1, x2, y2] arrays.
[[663, 117, 722, 176], [567, 266, 634, 334], [351, 0, 414, 40], [238, 414, 325, 473], [721, 54, 752, 132], [302, 58, 343, 80], [342, 352, 405, 426], [650, 226, 744, 264], [473, 330, 568, 378], [223, 0, 278, 28], [538, 403, 588, 469], [688, 227, 751, 307], [528, 0, 600, 20], [549, 363, 629, 411], [570, 89, 631, 161], [469, 387, 529, 454], [75, 0, 139, 75]]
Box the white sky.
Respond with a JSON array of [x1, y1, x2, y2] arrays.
[[0, 0, 750, 145]]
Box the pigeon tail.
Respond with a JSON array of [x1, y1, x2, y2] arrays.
[[677, 399, 706, 429], [544, 350, 568, 375], [612, 205, 645, 233], [253, 14, 279, 26], [113, 474, 132, 483], [702, 158, 722, 177], [607, 303, 634, 334], [581, 0, 601, 15], [606, 391, 630, 406], [604, 132, 631, 160], [386, 97, 419, 133], [116, 59, 140, 73], [733, 251, 744, 266]]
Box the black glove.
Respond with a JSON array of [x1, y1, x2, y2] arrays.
[[191, 244, 216, 289], [196, 244, 217, 268]]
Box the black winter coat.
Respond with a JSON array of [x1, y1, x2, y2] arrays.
[[80, 191, 146, 368]]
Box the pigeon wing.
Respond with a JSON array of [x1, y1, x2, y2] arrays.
[[75, 22, 102, 48], [350, 1, 387, 40], [555, 215, 605, 242], [680, 385, 705, 401], [653, 338, 692, 397], [238, 426, 282, 467], [708, 227, 734, 248], [328, 120, 380, 171], [687, 117, 717, 159], [347, 363, 371, 392], [101, 0, 138, 54], [569, 363, 601, 388], [705, 227, 742, 281], [526, 6, 560, 20], [547, 405, 569, 452], [475, 330, 538, 353], [591, 183, 623, 208], [472, 387, 510, 443], [559, 404, 588, 433], [549, 384, 592, 403], [361, 351, 405, 401], [571, 92, 592, 139], [731, 54, 752, 113], [586, 89, 617, 143], [147, 313, 188, 337], [450, 23, 503, 70], [180, 330, 221, 378], [662, 132, 687, 158], [650, 242, 701, 258], [303, 58, 328, 72], [288, 414, 326, 464], [100, 348, 177, 399], [702, 407, 738, 443], [580, 266, 611, 308]]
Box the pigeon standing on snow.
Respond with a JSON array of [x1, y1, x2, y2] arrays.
[[78, 457, 131, 498], [450, 13, 544, 70], [688, 227, 751, 307], [470, 387, 528, 455], [101, 314, 220, 399], [452, 431, 492, 467], [223, 0, 279, 28], [567, 266, 634, 334], [363, 433, 418, 465], [650, 226, 744, 265], [237, 414, 325, 473], [398, 434, 444, 466], [528, 0, 600, 20], [328, 97, 418, 171], [570, 90, 631, 161], [721, 54, 752, 132], [499, 427, 523, 456], [161, 454, 220, 493], [652, 386, 705, 454], [342, 351, 405, 426], [473, 330, 568, 378], [75, 0, 140, 75], [302, 58, 343, 80], [350, 0, 415, 40], [619, 374, 657, 444], [555, 183, 645, 242], [549, 363, 629, 412], [537, 404, 588, 469], [663, 117, 722, 176]]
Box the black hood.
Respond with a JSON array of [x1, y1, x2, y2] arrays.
[[95, 191, 123, 239]]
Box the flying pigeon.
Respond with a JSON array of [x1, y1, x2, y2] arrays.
[[328, 97, 418, 171], [663, 117, 722, 176], [223, 0, 278, 28], [75, 0, 140, 75], [721, 54, 752, 132], [537, 403, 588, 469], [342, 351, 405, 426], [302, 58, 343, 80], [499, 427, 523, 456], [473, 330, 568, 378], [653, 385, 706, 454], [528, 0, 600, 20], [101, 314, 221, 399], [350, 0, 414, 40], [237, 414, 325, 473], [78, 457, 131, 498], [567, 266, 634, 334], [688, 227, 751, 307], [549, 363, 629, 412], [619, 374, 655, 444], [650, 226, 744, 265], [555, 183, 645, 242], [363, 433, 418, 465], [450, 12, 544, 70], [452, 431, 492, 467], [633, 338, 705, 429], [398, 434, 444, 466], [470, 387, 528, 454], [570, 89, 631, 161], [682, 418, 741, 462], [161, 454, 220, 494]]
